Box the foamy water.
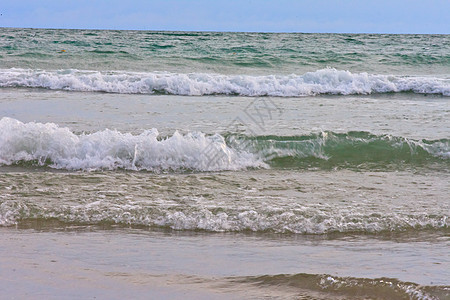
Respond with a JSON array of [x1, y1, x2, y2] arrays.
[[0, 117, 263, 171], [1, 117, 448, 172], [1, 68, 449, 96]]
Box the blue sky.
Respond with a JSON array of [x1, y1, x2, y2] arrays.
[[1, 0, 449, 33]]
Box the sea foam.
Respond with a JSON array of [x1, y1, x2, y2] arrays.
[[1, 197, 447, 234], [0, 117, 263, 171], [1, 68, 449, 96], [0, 118, 448, 172]]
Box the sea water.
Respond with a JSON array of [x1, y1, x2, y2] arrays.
[[0, 28, 449, 299]]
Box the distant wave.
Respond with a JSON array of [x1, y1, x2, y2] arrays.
[[0, 68, 449, 96], [0, 118, 448, 172]]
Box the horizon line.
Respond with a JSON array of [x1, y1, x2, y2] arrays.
[[1, 26, 448, 35]]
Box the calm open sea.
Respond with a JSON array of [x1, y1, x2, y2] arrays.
[[0, 28, 449, 299]]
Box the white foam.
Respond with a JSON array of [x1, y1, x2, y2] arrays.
[[0, 117, 264, 171], [1, 199, 447, 233], [0, 68, 449, 96]]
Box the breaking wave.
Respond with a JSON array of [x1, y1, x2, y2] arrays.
[[0, 197, 448, 233], [1, 68, 449, 96], [0, 118, 448, 172], [0, 117, 262, 172]]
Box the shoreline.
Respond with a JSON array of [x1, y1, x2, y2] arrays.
[[1, 227, 448, 299]]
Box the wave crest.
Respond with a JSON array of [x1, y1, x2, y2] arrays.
[[1, 68, 449, 96], [0, 118, 448, 172], [0, 117, 263, 171]]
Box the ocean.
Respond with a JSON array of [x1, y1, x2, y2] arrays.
[[0, 28, 449, 299]]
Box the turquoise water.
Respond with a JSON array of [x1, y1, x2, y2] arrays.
[[1, 29, 449, 75], [0, 28, 449, 299]]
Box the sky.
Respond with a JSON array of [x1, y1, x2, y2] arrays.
[[1, 0, 449, 34]]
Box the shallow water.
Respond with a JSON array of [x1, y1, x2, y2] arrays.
[[1, 228, 449, 299], [1, 169, 448, 234]]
